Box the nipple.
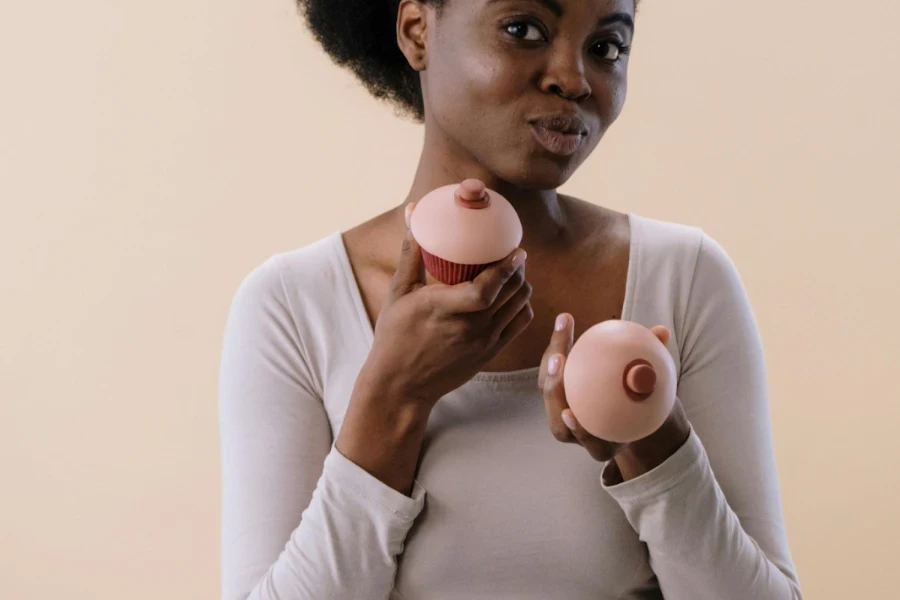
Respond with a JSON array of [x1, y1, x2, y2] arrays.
[[624, 360, 657, 399], [454, 178, 491, 209]]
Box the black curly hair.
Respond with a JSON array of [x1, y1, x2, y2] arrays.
[[298, 0, 638, 122]]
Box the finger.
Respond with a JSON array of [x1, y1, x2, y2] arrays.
[[650, 325, 671, 346], [542, 353, 577, 443], [491, 276, 532, 334], [388, 228, 426, 301], [494, 301, 534, 350], [560, 409, 624, 462], [538, 313, 575, 390], [431, 248, 526, 313], [488, 262, 527, 316]]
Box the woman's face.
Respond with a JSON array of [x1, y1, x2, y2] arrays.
[[419, 0, 635, 190]]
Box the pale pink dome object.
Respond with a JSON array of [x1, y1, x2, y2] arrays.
[[409, 180, 523, 267], [563, 320, 677, 444]]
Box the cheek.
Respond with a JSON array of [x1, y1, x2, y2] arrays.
[[577, 72, 628, 160], [594, 69, 628, 125], [424, 42, 530, 127], [610, 78, 627, 120]]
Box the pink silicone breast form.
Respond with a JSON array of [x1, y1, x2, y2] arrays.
[[409, 182, 523, 265], [563, 320, 677, 444]]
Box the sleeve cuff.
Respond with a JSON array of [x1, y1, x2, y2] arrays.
[[601, 427, 706, 503], [324, 445, 427, 523]]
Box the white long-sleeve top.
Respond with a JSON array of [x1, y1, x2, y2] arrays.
[[218, 212, 802, 599]]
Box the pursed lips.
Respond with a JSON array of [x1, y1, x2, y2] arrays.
[[529, 115, 589, 156]]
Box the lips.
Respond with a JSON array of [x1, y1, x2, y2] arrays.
[[529, 115, 589, 157]]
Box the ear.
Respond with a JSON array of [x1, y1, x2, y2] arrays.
[[397, 0, 429, 71]]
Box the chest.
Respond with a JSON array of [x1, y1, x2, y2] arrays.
[[486, 249, 629, 371], [390, 383, 654, 599], [353, 243, 631, 374]]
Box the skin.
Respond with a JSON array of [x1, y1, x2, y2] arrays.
[[336, 0, 690, 496]]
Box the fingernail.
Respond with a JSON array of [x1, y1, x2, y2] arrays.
[[555, 314, 568, 331], [548, 354, 561, 376], [561, 411, 577, 431], [512, 250, 526, 268], [404, 204, 413, 228]]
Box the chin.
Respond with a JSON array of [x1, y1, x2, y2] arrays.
[[485, 130, 602, 191], [496, 155, 585, 191]]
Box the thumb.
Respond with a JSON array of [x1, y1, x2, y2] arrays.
[[388, 225, 426, 302], [650, 325, 671, 346]]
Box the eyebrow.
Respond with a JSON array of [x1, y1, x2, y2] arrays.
[[488, 0, 563, 17], [488, 1, 634, 32], [599, 12, 635, 32]]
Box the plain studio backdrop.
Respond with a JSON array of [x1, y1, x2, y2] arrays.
[[1, 0, 898, 598]]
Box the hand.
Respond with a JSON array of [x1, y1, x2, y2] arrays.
[[539, 314, 691, 482], [358, 216, 534, 410], [337, 211, 533, 495]]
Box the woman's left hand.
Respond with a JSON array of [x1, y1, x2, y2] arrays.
[[539, 313, 692, 483]]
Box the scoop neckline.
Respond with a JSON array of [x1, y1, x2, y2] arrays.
[[332, 212, 640, 385]]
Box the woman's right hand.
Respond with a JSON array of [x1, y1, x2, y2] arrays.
[[359, 219, 533, 410], [337, 214, 532, 495]]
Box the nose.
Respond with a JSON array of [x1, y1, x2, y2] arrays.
[[539, 44, 592, 103]]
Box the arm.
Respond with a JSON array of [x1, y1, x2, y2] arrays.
[[218, 256, 425, 600], [601, 233, 803, 599]]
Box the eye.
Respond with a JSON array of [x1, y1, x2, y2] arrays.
[[506, 22, 545, 42], [593, 41, 628, 61]]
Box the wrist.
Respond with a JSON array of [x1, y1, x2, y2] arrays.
[[347, 377, 433, 437], [614, 400, 691, 482], [335, 367, 433, 496], [357, 355, 438, 410], [342, 367, 433, 449]]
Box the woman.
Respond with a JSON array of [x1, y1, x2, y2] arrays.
[[219, 0, 803, 598]]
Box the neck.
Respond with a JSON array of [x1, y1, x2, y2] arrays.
[[400, 126, 572, 247]]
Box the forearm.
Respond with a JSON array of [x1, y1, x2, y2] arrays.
[[603, 230, 802, 598], [336, 367, 432, 496], [603, 431, 802, 600], [609, 400, 692, 484], [234, 446, 427, 600], [220, 255, 432, 600]]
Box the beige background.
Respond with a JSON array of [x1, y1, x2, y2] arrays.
[[2, 0, 898, 598]]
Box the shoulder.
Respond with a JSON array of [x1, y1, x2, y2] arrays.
[[222, 233, 353, 392], [626, 214, 753, 358], [629, 213, 741, 290], [630, 213, 703, 261], [275, 233, 352, 300], [231, 233, 344, 304], [225, 233, 353, 348]]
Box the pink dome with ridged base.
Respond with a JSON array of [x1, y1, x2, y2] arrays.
[[409, 180, 523, 284], [563, 320, 677, 444]]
